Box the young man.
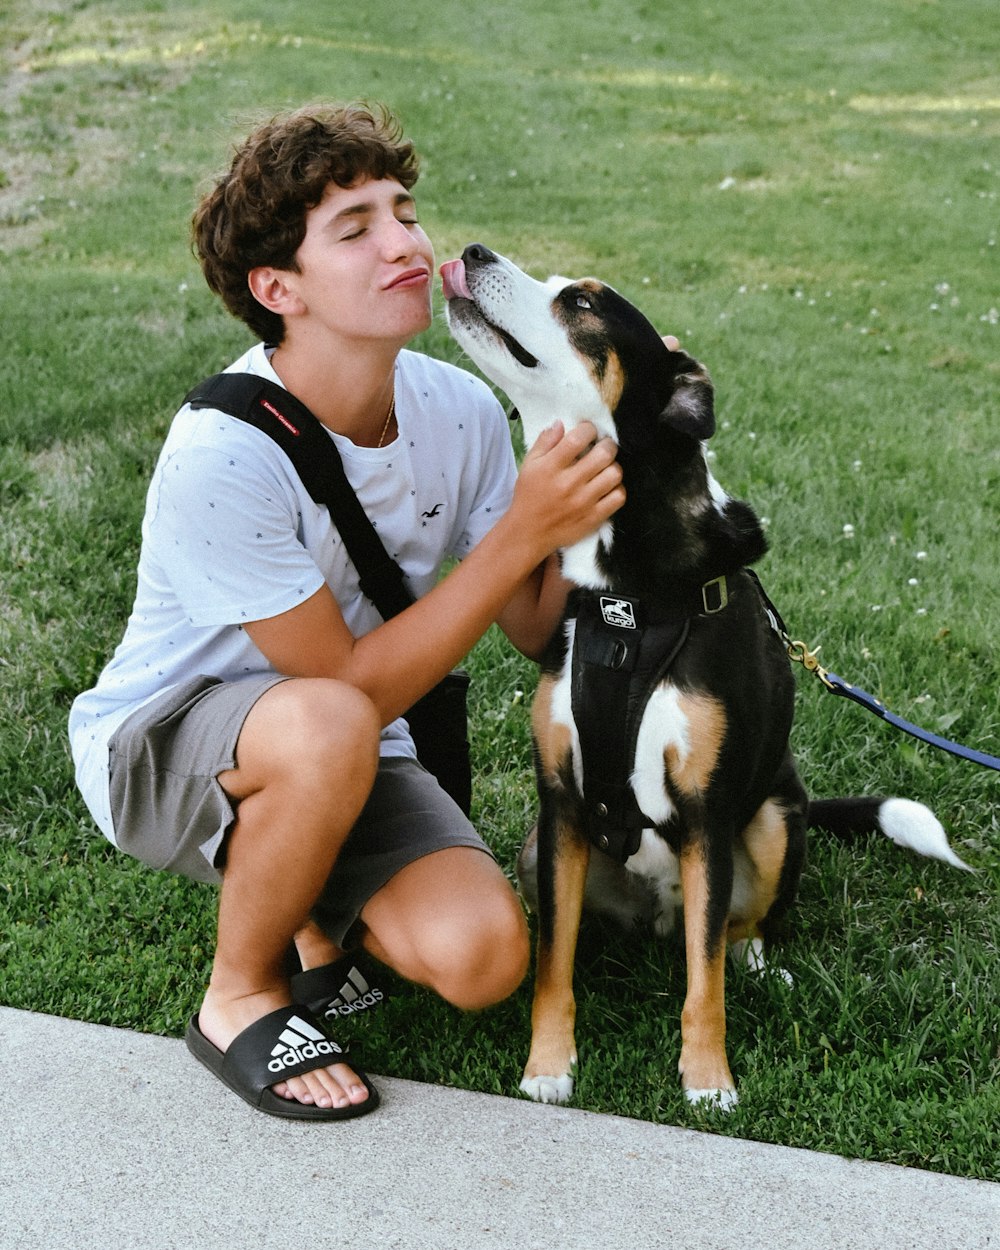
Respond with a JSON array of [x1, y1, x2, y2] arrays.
[[68, 103, 625, 1119]]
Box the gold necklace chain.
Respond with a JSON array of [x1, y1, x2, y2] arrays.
[[376, 393, 396, 448]]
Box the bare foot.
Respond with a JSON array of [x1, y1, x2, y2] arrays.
[[197, 984, 371, 1110]]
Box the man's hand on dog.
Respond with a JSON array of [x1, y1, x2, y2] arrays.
[[512, 420, 624, 558], [506, 337, 679, 560]]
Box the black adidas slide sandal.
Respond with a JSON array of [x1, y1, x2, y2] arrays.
[[291, 953, 389, 1024], [185, 1004, 380, 1121]]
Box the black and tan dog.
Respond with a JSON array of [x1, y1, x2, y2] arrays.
[[442, 244, 969, 1109]]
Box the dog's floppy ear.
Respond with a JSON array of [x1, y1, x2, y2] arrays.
[[661, 353, 715, 440]]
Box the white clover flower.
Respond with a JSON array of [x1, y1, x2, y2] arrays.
[[916, 550, 928, 560], [842, 523, 855, 536]]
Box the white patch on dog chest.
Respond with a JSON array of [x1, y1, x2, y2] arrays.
[[630, 683, 688, 826], [560, 522, 615, 590], [550, 619, 583, 792]]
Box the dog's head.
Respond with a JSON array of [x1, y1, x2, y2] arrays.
[[441, 245, 714, 455]]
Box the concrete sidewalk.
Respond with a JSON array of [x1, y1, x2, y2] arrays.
[[3, 1007, 996, 1250]]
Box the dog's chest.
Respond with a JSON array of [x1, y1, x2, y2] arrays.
[[550, 617, 693, 830], [559, 525, 615, 591]]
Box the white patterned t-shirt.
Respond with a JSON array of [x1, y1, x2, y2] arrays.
[[68, 343, 515, 845]]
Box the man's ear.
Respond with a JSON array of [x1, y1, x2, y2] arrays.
[[247, 266, 305, 317], [661, 354, 715, 439]]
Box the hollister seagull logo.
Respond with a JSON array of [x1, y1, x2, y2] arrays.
[[267, 1014, 343, 1075], [600, 597, 637, 629]]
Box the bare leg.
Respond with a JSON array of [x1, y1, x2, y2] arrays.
[[198, 677, 380, 1111], [294, 919, 345, 971], [359, 846, 529, 1011]]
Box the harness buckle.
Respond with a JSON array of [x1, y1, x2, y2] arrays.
[[701, 575, 729, 614]]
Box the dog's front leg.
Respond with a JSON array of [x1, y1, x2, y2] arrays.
[[677, 838, 738, 1110], [520, 805, 590, 1105]]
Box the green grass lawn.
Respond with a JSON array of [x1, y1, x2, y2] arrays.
[[1, 0, 997, 1179]]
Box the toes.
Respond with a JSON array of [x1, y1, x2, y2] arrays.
[[330, 1062, 372, 1105], [276, 1062, 370, 1110], [520, 1072, 575, 1104]]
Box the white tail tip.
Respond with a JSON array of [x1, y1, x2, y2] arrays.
[[878, 798, 973, 872]]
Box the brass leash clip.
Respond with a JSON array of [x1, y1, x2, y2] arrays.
[[786, 639, 835, 688]]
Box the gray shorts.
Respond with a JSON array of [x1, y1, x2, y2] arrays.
[[107, 674, 492, 947]]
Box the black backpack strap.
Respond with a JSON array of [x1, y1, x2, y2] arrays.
[[184, 373, 413, 620]]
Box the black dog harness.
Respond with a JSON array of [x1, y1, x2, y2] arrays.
[[572, 559, 1000, 868], [570, 575, 732, 862]]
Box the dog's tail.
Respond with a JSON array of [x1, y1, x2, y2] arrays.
[[807, 797, 973, 872]]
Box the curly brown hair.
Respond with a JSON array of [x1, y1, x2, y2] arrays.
[[192, 103, 421, 343]]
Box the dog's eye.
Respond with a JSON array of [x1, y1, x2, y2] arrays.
[[575, 295, 592, 310]]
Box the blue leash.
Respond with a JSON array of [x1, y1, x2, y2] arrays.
[[821, 669, 1000, 770], [745, 570, 1000, 772]]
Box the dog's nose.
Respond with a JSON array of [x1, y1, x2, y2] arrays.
[[463, 243, 497, 268]]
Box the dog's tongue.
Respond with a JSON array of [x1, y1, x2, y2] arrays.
[[440, 258, 472, 301]]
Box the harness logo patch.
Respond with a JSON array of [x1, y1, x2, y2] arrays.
[[600, 597, 637, 629]]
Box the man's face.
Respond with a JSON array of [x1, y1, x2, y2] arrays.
[[280, 177, 435, 349]]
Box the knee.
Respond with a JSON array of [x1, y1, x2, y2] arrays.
[[267, 679, 380, 780], [432, 893, 530, 1012]]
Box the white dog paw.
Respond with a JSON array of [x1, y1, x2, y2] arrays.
[[684, 1086, 739, 1112], [520, 1072, 575, 1104], [731, 937, 794, 986]]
